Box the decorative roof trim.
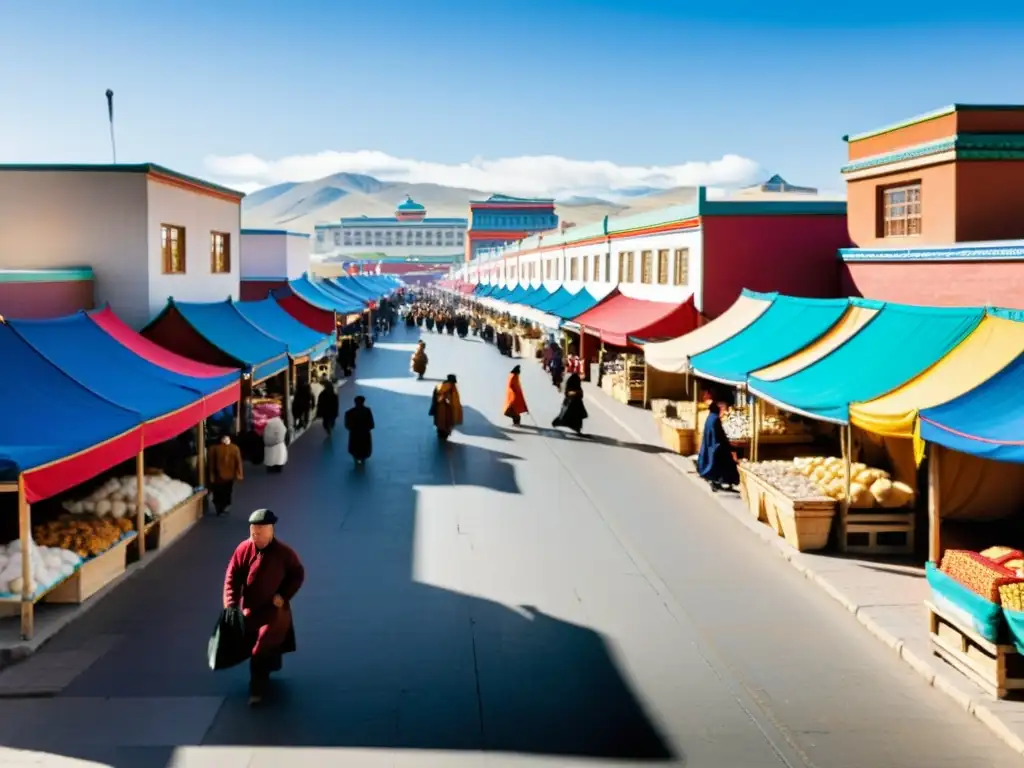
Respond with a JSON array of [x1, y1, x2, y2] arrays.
[[0, 162, 246, 199], [241, 229, 311, 238], [843, 104, 1024, 143], [841, 134, 1024, 174], [0, 267, 94, 283], [840, 240, 1024, 263]]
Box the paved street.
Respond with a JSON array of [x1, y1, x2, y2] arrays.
[[0, 323, 1020, 767]]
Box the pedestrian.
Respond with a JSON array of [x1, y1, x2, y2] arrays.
[[262, 416, 288, 473], [316, 377, 339, 437], [430, 374, 463, 441], [222, 509, 306, 706], [552, 372, 588, 435], [696, 402, 740, 492], [206, 434, 243, 516], [549, 345, 565, 388], [292, 379, 313, 430], [503, 364, 529, 426], [410, 340, 428, 379], [344, 395, 375, 466]]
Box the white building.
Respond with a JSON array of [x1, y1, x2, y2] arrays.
[[0, 162, 244, 328], [240, 229, 311, 281], [313, 195, 466, 262]]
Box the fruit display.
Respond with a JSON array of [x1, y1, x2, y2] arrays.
[[940, 549, 1023, 604], [34, 516, 134, 559], [741, 460, 832, 500], [792, 456, 915, 507], [252, 398, 282, 436], [0, 539, 84, 596], [58, 473, 195, 522]]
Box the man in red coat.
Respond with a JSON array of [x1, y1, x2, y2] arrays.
[[223, 508, 305, 705]]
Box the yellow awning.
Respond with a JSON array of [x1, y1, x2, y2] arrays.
[[644, 291, 774, 374], [753, 304, 880, 382], [849, 314, 1024, 440]]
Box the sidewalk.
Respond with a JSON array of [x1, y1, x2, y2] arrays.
[[581, 379, 1024, 757]]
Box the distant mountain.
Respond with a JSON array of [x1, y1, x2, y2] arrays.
[[240, 173, 705, 234]]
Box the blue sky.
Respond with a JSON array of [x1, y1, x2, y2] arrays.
[[2, 0, 1023, 197]]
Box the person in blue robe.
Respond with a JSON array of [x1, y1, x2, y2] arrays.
[[696, 402, 739, 491]]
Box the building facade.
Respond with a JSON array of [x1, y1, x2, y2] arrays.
[[313, 195, 466, 262], [238, 228, 312, 300], [458, 186, 848, 319], [0, 163, 244, 328], [465, 194, 558, 263], [0, 267, 95, 319], [839, 104, 1024, 308]]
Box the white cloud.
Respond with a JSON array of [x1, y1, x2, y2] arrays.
[[204, 149, 764, 199]]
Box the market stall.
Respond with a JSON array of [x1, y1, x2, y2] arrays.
[[143, 299, 289, 435], [0, 311, 239, 638], [271, 280, 342, 335], [744, 302, 984, 554]]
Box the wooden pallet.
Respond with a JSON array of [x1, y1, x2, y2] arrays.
[[844, 510, 914, 555], [927, 600, 1024, 699]]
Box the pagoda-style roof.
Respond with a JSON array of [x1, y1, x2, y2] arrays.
[[396, 195, 425, 212]]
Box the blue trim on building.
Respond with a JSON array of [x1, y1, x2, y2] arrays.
[[336, 217, 468, 226], [840, 240, 1024, 262], [0, 267, 94, 283], [241, 229, 311, 238]]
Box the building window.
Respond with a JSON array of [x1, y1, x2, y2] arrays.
[[881, 183, 922, 237], [673, 248, 690, 286], [582, 255, 589, 281], [657, 249, 670, 284], [625, 251, 635, 283], [593, 254, 600, 281], [617, 252, 625, 282], [605, 252, 611, 282], [161, 224, 186, 274], [640, 250, 654, 284], [334, 231, 341, 246], [210, 232, 231, 274], [570, 257, 579, 281], [545, 260, 552, 279], [316, 231, 325, 243]]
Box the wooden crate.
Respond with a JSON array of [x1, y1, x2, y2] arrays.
[[844, 510, 914, 555], [760, 483, 836, 550], [658, 419, 695, 456], [44, 533, 134, 605], [927, 600, 1024, 699], [151, 491, 206, 550], [737, 465, 769, 523]]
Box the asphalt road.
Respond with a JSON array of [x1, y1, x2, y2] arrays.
[[0, 323, 1019, 767]]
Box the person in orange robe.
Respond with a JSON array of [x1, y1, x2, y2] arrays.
[[503, 365, 529, 426]]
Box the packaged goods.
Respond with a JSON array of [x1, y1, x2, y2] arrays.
[[940, 549, 1023, 603], [981, 547, 1024, 566]]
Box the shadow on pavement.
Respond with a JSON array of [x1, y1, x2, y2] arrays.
[[510, 422, 674, 455], [3, 331, 677, 765]]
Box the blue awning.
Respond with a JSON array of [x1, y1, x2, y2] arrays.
[[323, 278, 371, 306], [336, 276, 379, 300], [234, 298, 336, 359], [289, 275, 363, 313], [551, 288, 604, 320], [532, 286, 572, 312], [163, 300, 289, 382]]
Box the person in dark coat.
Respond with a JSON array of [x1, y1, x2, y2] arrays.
[[223, 509, 305, 705], [315, 377, 340, 437], [696, 402, 740, 492], [292, 379, 313, 430], [552, 373, 588, 435], [344, 395, 375, 465]]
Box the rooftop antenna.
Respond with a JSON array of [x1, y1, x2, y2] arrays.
[[105, 89, 117, 163]]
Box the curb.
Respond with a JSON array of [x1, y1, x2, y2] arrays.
[[585, 388, 1024, 758]]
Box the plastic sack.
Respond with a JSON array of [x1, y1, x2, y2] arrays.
[[208, 607, 248, 671]]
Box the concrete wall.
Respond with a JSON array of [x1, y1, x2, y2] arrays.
[[241, 232, 289, 278], [146, 177, 240, 324], [701, 214, 847, 319], [846, 164, 955, 249], [0, 170, 150, 325], [0, 273, 94, 319], [285, 233, 311, 279], [841, 260, 1024, 309]]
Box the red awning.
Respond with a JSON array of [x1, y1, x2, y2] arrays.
[[574, 293, 699, 347]]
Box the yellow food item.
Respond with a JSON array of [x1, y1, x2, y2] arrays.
[[1000, 582, 1024, 612], [849, 482, 874, 509]]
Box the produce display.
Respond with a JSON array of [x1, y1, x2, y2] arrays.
[[793, 456, 914, 507], [741, 460, 832, 500], [34, 517, 133, 559], [940, 549, 1023, 604], [251, 399, 282, 436], [58, 473, 195, 522], [0, 539, 83, 596], [1000, 582, 1024, 612]]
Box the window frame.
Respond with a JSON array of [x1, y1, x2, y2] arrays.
[[625, 251, 635, 283], [657, 249, 670, 285], [210, 231, 231, 274], [673, 248, 689, 286], [640, 250, 654, 284], [161, 224, 186, 275], [880, 182, 922, 238]]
